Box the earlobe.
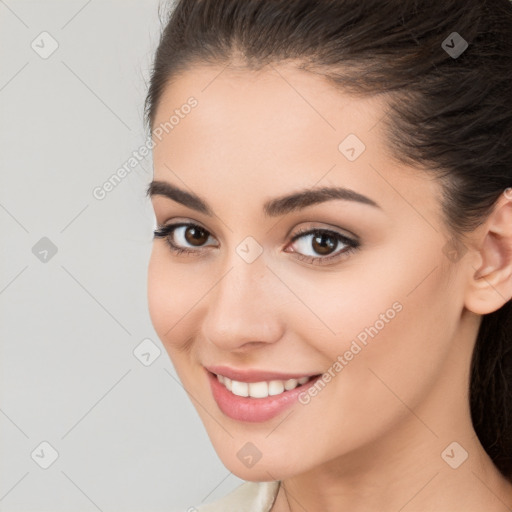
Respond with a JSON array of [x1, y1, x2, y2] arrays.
[[464, 190, 512, 315]]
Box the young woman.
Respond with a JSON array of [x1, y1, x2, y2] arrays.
[[144, 1, 512, 510]]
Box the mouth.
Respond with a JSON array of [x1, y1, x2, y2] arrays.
[[212, 371, 318, 398], [205, 366, 323, 422]]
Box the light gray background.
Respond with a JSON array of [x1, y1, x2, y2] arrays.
[[0, 1, 244, 510]]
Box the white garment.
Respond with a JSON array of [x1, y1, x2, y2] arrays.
[[188, 480, 281, 512]]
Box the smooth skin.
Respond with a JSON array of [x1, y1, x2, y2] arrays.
[[147, 62, 512, 511]]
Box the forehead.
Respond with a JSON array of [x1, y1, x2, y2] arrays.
[[152, 62, 389, 155], [150, 63, 440, 223]]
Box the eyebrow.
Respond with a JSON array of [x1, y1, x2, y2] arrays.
[[146, 180, 381, 217]]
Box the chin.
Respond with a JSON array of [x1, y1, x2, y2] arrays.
[[224, 460, 289, 482]]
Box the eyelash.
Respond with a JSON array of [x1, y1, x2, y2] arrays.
[[152, 222, 360, 266]]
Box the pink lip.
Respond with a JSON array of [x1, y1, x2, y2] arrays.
[[205, 364, 318, 383], [205, 367, 322, 423]]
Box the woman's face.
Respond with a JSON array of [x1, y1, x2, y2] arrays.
[[147, 63, 473, 480]]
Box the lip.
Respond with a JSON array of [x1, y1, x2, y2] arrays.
[[205, 364, 319, 383], [205, 367, 322, 423]]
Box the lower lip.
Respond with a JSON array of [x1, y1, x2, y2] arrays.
[[207, 370, 322, 423]]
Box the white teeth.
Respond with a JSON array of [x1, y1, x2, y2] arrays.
[[268, 380, 285, 395], [248, 381, 268, 398], [231, 380, 249, 397], [217, 374, 313, 398]]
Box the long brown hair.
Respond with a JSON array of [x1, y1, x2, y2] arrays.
[[144, 0, 512, 479]]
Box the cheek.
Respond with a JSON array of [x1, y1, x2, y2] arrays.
[[309, 232, 458, 370], [301, 246, 459, 416], [326, 267, 458, 423], [147, 246, 201, 351], [276, 275, 458, 469]]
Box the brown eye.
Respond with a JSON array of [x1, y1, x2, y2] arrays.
[[184, 225, 209, 246], [286, 227, 360, 265], [153, 222, 217, 254], [153, 222, 360, 266], [310, 232, 337, 255]]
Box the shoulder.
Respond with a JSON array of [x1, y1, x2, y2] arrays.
[[183, 480, 281, 512]]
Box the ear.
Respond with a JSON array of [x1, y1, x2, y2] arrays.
[[464, 189, 512, 315]]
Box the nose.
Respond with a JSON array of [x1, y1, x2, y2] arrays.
[[200, 254, 285, 353]]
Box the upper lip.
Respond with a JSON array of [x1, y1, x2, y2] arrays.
[[205, 365, 320, 383]]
